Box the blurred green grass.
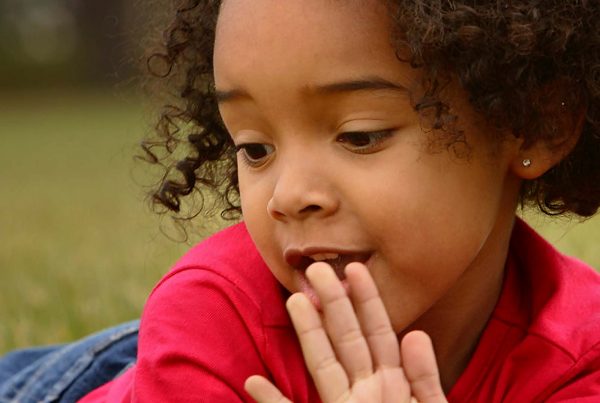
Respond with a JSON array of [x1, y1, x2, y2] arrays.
[[0, 89, 196, 353], [0, 89, 599, 354]]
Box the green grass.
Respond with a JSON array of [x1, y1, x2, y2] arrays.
[[522, 211, 600, 270], [0, 89, 196, 353], [0, 89, 598, 354]]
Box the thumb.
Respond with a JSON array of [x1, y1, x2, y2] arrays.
[[244, 375, 292, 403], [401, 330, 447, 403]]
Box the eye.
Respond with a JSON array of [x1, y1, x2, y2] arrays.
[[336, 130, 394, 153], [235, 143, 274, 167]]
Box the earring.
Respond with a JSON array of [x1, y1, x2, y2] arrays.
[[522, 159, 532, 167]]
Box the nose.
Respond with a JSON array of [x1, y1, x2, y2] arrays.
[[266, 156, 339, 222]]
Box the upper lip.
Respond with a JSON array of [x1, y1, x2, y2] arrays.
[[284, 246, 372, 271]]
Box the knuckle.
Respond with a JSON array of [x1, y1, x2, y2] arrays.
[[296, 324, 323, 338], [332, 391, 352, 403], [311, 354, 339, 374], [411, 373, 444, 397], [367, 322, 393, 337], [337, 327, 364, 345]]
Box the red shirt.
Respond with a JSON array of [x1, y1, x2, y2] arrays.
[[447, 220, 600, 402], [80, 219, 600, 402]]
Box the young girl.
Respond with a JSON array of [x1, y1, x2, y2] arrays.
[[2, 0, 600, 402]]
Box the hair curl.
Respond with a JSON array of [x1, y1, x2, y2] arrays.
[[141, 0, 600, 224]]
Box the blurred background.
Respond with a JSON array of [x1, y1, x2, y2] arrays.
[[0, 0, 599, 354], [0, 0, 199, 353]]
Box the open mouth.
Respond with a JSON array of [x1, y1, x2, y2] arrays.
[[286, 251, 372, 280]]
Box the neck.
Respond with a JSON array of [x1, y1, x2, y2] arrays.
[[408, 215, 515, 393], [430, 265, 505, 392]]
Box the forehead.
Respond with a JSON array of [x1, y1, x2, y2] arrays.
[[217, 0, 389, 35], [214, 0, 401, 88]]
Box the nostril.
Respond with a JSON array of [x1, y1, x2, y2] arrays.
[[267, 198, 286, 220], [299, 204, 322, 214]]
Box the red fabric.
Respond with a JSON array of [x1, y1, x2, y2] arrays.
[[79, 223, 319, 403], [447, 220, 600, 402], [80, 219, 600, 402]]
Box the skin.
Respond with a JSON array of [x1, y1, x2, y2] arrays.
[[247, 263, 446, 403], [212, 0, 565, 399]]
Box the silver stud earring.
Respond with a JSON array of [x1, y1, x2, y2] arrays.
[[522, 159, 532, 167]]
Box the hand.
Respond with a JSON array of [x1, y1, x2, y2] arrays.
[[245, 262, 447, 403]]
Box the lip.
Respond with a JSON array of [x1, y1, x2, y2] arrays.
[[289, 249, 374, 310], [284, 246, 373, 277]]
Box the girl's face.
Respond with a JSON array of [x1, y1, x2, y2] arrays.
[[215, 0, 523, 333]]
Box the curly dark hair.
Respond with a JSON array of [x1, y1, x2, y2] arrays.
[[141, 0, 600, 225]]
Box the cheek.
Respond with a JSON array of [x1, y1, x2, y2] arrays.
[[357, 155, 503, 268], [240, 179, 297, 292], [239, 166, 270, 212], [239, 170, 279, 256]]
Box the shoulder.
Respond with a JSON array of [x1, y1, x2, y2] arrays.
[[509, 219, 600, 359], [132, 223, 292, 401], [451, 219, 600, 402], [499, 219, 600, 400], [141, 221, 287, 332], [149, 222, 289, 326]]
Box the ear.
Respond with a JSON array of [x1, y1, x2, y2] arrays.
[[511, 103, 586, 180]]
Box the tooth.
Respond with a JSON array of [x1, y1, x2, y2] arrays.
[[310, 253, 339, 261]]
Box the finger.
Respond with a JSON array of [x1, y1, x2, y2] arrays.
[[305, 263, 374, 382], [401, 331, 447, 403], [244, 375, 292, 403], [345, 262, 400, 369], [286, 292, 351, 403]]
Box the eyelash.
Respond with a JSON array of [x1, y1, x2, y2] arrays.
[[235, 143, 274, 168], [336, 130, 394, 153], [235, 129, 394, 167]]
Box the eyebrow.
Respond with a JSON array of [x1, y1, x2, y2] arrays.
[[215, 76, 409, 103], [313, 77, 409, 95]]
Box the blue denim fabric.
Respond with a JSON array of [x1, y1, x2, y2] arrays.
[[0, 320, 138, 403]]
